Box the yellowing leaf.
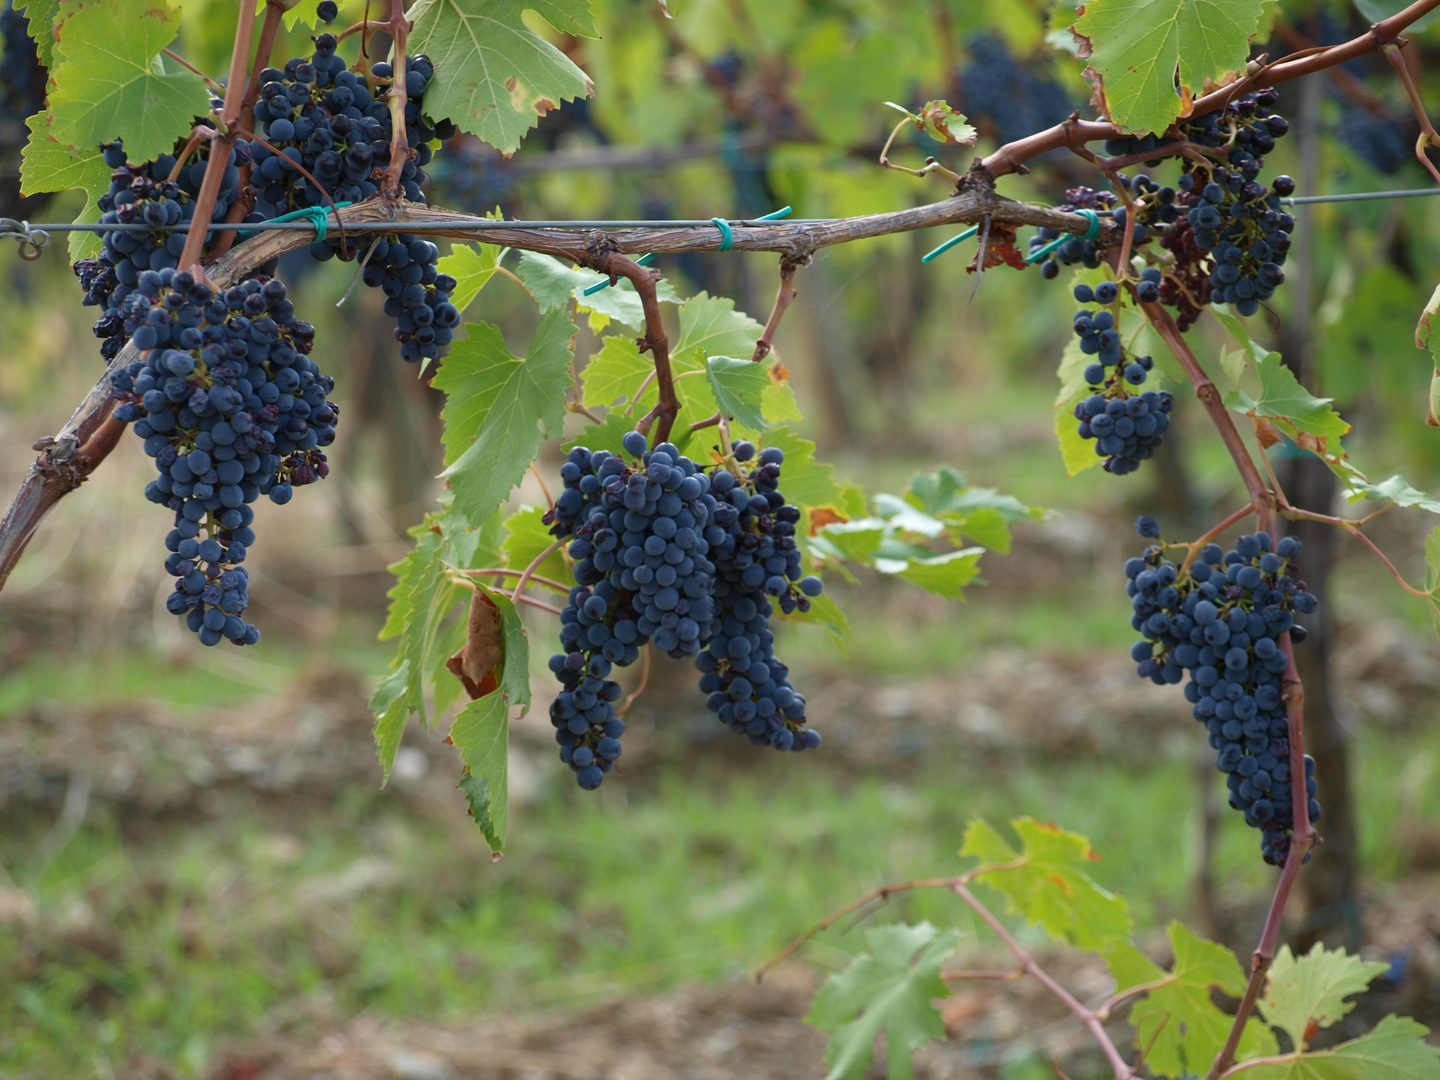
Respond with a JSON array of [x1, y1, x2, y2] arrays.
[[961, 817, 1131, 949], [407, 0, 597, 154], [1074, 0, 1271, 135]]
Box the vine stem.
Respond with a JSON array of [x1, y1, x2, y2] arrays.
[[616, 642, 652, 717], [511, 539, 565, 609], [1282, 506, 1432, 597], [177, 0, 257, 274], [752, 256, 805, 362], [163, 48, 224, 92], [951, 882, 1136, 1080], [381, 0, 412, 198], [1381, 42, 1440, 185], [586, 251, 679, 442], [1139, 301, 1271, 513], [458, 567, 570, 594], [978, 0, 1440, 179]]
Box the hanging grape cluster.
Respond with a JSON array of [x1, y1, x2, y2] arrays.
[[542, 433, 824, 788], [1125, 518, 1320, 864], [109, 269, 335, 646], [1068, 296, 1174, 475]]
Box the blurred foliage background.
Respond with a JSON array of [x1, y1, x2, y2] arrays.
[[3, 0, 1440, 1075]]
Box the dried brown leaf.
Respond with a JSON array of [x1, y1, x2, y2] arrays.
[[446, 590, 502, 699]]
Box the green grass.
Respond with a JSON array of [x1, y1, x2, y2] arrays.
[[5, 716, 1439, 1076]]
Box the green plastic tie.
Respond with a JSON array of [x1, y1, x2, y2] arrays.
[[921, 226, 979, 264], [582, 206, 792, 296], [1023, 208, 1100, 265], [239, 201, 354, 243]]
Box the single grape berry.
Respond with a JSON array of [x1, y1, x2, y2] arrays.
[[317, 0, 338, 21]]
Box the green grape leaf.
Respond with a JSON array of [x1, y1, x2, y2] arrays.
[[19, 115, 109, 260], [706, 357, 771, 430], [806, 921, 961, 1080], [1427, 526, 1440, 594], [875, 548, 984, 599], [1107, 924, 1278, 1076], [406, 0, 597, 155], [1056, 397, 1104, 476], [13, 0, 60, 68], [906, 467, 1036, 524], [1356, 0, 1440, 34], [812, 519, 890, 564], [873, 494, 947, 538], [951, 507, 1014, 554], [1225, 353, 1352, 439], [1213, 303, 1274, 366], [755, 428, 863, 517], [762, 378, 805, 425], [1074, 0, 1271, 135], [1259, 944, 1391, 1052], [562, 407, 635, 459], [582, 334, 652, 410], [282, 0, 328, 29], [961, 817, 1132, 949], [783, 591, 854, 647], [438, 241, 508, 314], [434, 310, 576, 525], [673, 292, 766, 361], [501, 506, 570, 592], [369, 660, 413, 782], [1236, 1015, 1440, 1079], [518, 251, 680, 332], [1343, 474, 1440, 515], [30, 0, 210, 171]]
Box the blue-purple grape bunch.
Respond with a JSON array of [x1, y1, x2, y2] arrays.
[[1069, 298, 1173, 475], [542, 430, 721, 789], [696, 440, 824, 752], [77, 138, 251, 361], [1027, 185, 1118, 279], [108, 269, 336, 646], [1125, 516, 1320, 865]]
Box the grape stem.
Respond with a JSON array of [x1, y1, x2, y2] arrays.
[[976, 0, 1440, 180], [951, 881, 1138, 1080], [380, 0, 413, 199], [1380, 43, 1440, 186], [511, 539, 565, 609], [878, 116, 964, 183], [585, 250, 680, 442], [529, 463, 555, 513], [177, 0, 258, 274], [752, 255, 806, 362], [616, 642, 652, 717], [1177, 503, 1258, 573], [163, 48, 224, 93], [459, 567, 571, 594], [940, 966, 1025, 982]]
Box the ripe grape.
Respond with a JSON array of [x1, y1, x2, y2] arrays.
[[1070, 309, 1172, 475]]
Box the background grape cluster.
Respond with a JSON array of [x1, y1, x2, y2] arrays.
[[108, 269, 336, 646], [1126, 519, 1320, 864]]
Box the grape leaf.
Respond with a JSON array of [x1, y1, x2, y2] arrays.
[[562, 407, 635, 459], [1056, 398, 1104, 476], [434, 310, 576, 524], [18, 117, 109, 260], [812, 519, 890, 564], [1074, 0, 1271, 136], [581, 334, 652, 410], [406, 0, 597, 155], [706, 357, 771, 430], [1237, 1015, 1440, 1080], [438, 241, 507, 314], [1225, 353, 1352, 439], [1260, 944, 1390, 1052], [783, 591, 854, 647], [875, 548, 984, 599], [762, 377, 805, 425], [518, 251, 680, 332], [755, 428, 863, 517], [673, 292, 766, 361], [369, 661, 412, 782], [29, 0, 210, 172], [886, 99, 977, 145], [1107, 924, 1278, 1076], [961, 817, 1132, 949], [13, 0, 59, 68], [502, 506, 570, 592], [1344, 474, 1440, 515], [806, 921, 961, 1080], [874, 494, 947, 538]]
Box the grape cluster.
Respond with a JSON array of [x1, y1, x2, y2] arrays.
[[697, 441, 823, 751], [958, 32, 1076, 148], [1125, 521, 1320, 864], [249, 44, 436, 214], [1069, 304, 1173, 475], [354, 235, 460, 365], [543, 430, 721, 788], [108, 268, 336, 645], [77, 139, 249, 361]]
